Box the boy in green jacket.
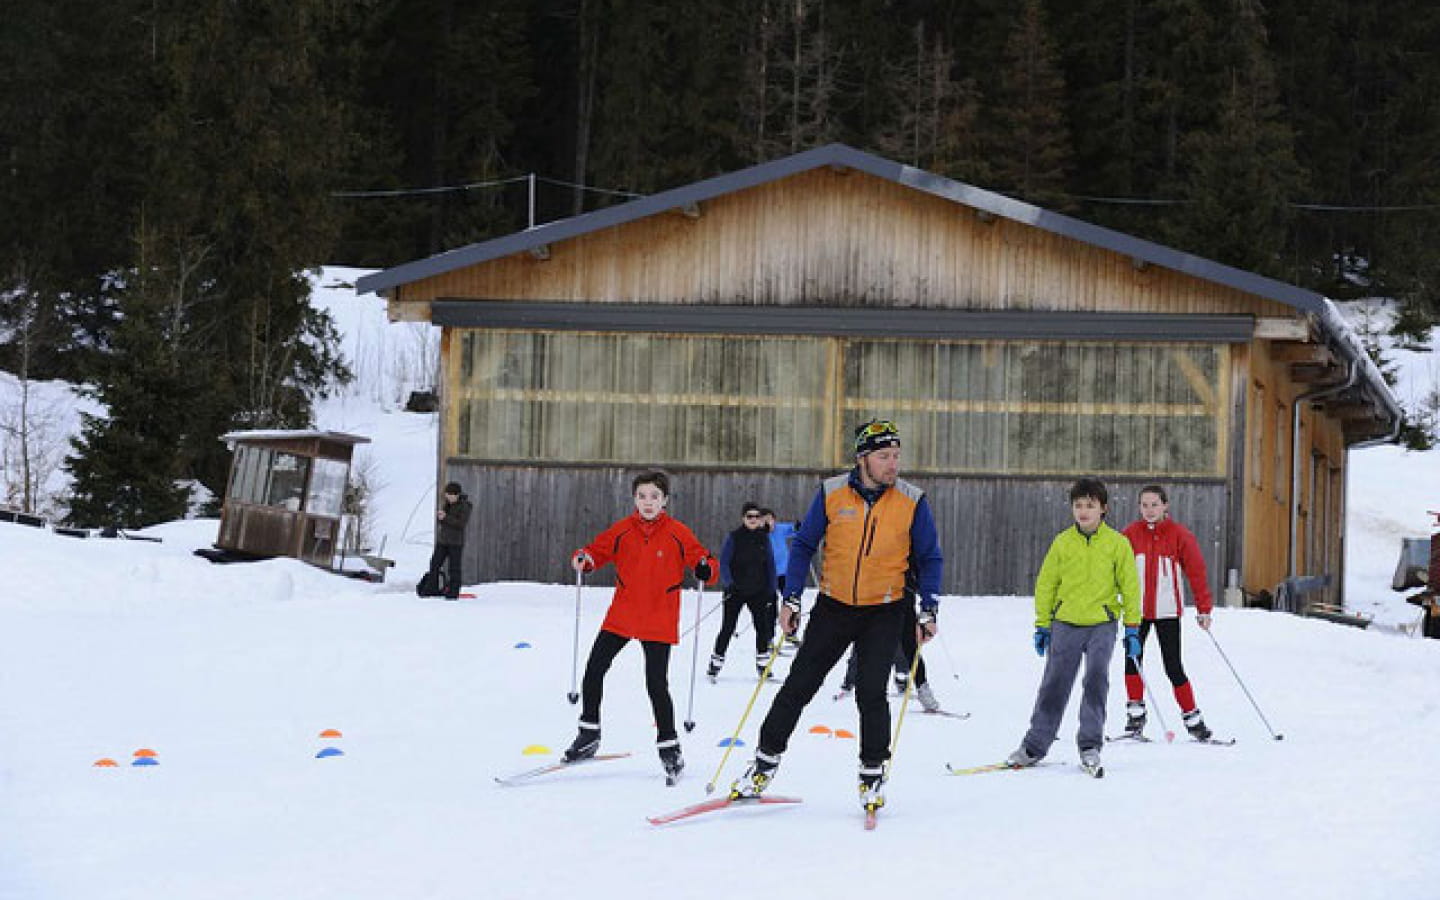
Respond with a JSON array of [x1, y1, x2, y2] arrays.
[[1006, 478, 1141, 774]]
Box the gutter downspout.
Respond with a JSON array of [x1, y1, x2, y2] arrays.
[[1288, 357, 1358, 580]]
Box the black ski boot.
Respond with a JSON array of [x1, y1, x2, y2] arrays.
[[562, 723, 600, 762], [706, 654, 723, 682], [1124, 701, 1147, 736], [658, 739, 684, 783], [1183, 708, 1213, 741]]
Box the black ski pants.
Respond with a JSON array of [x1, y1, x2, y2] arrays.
[[427, 543, 462, 598], [758, 595, 906, 766], [713, 589, 776, 659], [1124, 619, 1189, 687], [842, 600, 928, 688], [579, 628, 677, 742]]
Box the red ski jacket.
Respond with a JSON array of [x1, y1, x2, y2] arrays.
[[1121, 517, 1214, 619], [578, 512, 716, 644]]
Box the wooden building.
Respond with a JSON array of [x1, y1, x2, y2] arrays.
[[355, 144, 1400, 606], [214, 430, 369, 568]]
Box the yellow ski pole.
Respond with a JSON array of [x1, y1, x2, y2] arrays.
[[882, 642, 926, 782], [703, 638, 786, 794]]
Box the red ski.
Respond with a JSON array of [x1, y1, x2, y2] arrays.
[[647, 794, 802, 826]]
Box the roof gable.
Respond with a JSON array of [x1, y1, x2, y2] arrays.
[[355, 143, 1323, 316]]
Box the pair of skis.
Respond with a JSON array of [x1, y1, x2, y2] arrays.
[[946, 758, 1111, 777], [495, 757, 806, 826], [1106, 731, 1238, 746]]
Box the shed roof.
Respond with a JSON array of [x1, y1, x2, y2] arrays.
[[220, 430, 371, 447], [354, 143, 1400, 432]]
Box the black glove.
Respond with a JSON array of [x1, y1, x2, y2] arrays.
[[694, 557, 713, 582], [917, 600, 938, 638]]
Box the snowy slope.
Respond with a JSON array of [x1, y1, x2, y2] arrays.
[[1336, 300, 1439, 630], [1, 522, 1437, 900]]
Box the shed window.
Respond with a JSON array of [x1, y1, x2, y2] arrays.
[[226, 446, 312, 510], [450, 329, 1228, 477]]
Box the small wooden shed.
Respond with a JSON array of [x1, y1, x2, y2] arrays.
[[215, 430, 370, 567]]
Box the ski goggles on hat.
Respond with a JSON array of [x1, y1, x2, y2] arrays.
[[853, 419, 900, 456]]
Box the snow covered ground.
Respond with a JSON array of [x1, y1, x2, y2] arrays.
[[1, 270, 1437, 899], [1, 520, 1437, 900]]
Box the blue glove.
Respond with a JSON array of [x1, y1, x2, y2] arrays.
[[1124, 625, 1141, 659], [1033, 627, 1050, 657]]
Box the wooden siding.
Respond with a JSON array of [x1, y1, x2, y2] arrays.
[[442, 461, 1228, 600], [390, 168, 1297, 321], [1240, 341, 1349, 599]]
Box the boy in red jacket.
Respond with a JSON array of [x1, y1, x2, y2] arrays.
[[1120, 485, 1217, 741], [564, 471, 716, 781]]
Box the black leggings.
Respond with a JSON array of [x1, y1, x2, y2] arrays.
[[580, 629, 676, 741], [713, 590, 776, 658], [1124, 618, 1189, 686], [427, 543, 462, 597]]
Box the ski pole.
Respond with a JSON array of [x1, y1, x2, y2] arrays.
[[704, 639, 785, 794], [1134, 658, 1176, 743], [1205, 628, 1284, 740], [881, 643, 927, 782], [567, 568, 583, 705], [684, 578, 704, 733], [677, 598, 724, 640], [936, 629, 962, 683]]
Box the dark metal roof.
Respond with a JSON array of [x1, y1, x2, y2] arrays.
[[432, 300, 1257, 343]]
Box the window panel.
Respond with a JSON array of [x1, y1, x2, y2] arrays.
[[452, 330, 1227, 476]]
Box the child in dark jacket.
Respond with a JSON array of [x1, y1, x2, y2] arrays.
[[564, 471, 716, 781], [707, 502, 778, 681], [427, 482, 472, 599]]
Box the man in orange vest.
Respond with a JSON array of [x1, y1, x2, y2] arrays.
[[729, 419, 944, 813]]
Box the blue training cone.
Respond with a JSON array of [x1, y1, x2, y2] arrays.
[[716, 737, 746, 747], [315, 747, 345, 759], [513, 641, 532, 649], [132, 757, 160, 767]]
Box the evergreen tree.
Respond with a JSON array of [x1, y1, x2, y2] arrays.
[[733, 0, 844, 163], [1162, 0, 1303, 277], [987, 0, 1074, 208], [64, 231, 194, 527], [870, 21, 984, 183], [0, 0, 144, 381]]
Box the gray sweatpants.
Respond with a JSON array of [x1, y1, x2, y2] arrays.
[[1021, 620, 1118, 756]]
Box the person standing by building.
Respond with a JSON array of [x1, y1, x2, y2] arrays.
[[427, 481, 472, 600], [1006, 478, 1141, 775], [708, 502, 779, 680], [563, 471, 716, 782], [1120, 485, 1217, 740], [730, 419, 943, 813]]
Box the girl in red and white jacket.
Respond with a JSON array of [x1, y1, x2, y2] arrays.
[[1120, 485, 1217, 741], [563, 470, 716, 780]]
